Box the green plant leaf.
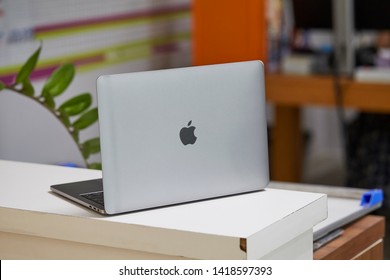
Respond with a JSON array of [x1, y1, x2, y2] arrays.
[[22, 79, 34, 96], [0, 81, 5, 91], [83, 138, 100, 155], [16, 46, 41, 84], [71, 128, 79, 142], [59, 113, 71, 127], [58, 93, 92, 116], [73, 108, 98, 130], [82, 147, 90, 159], [42, 64, 75, 97], [45, 94, 55, 108], [88, 162, 102, 170]]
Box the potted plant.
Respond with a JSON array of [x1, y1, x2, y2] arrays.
[[0, 45, 101, 169]]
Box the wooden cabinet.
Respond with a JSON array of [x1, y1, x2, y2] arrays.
[[314, 215, 385, 260]]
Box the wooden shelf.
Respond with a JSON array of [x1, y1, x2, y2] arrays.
[[314, 215, 385, 260], [266, 74, 390, 113], [265, 73, 390, 182]]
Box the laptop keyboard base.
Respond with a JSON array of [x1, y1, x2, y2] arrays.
[[81, 191, 104, 207]]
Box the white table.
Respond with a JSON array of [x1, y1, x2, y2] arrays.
[[0, 160, 327, 259]]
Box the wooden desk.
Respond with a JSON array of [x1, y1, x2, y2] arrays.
[[314, 215, 385, 260], [265, 74, 390, 182], [0, 160, 327, 259]]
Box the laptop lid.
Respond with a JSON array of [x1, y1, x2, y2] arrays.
[[97, 60, 269, 214]]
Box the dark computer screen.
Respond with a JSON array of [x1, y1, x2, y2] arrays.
[[354, 0, 390, 30], [292, 0, 332, 29]]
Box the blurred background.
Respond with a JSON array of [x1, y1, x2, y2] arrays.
[[0, 0, 192, 167], [1, 0, 389, 258]]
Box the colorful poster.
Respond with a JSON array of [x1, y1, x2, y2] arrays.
[[0, 0, 191, 84]]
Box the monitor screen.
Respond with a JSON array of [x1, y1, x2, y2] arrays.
[[292, 0, 332, 29], [354, 0, 390, 30]]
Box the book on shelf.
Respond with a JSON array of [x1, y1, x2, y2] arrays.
[[354, 67, 390, 83]]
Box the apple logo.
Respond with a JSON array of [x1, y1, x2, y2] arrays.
[[180, 120, 197, 145]]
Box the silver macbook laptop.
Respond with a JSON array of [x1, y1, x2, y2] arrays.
[[51, 60, 269, 215]]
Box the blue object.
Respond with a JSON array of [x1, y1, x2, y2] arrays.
[[360, 189, 383, 207], [57, 162, 79, 168]]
